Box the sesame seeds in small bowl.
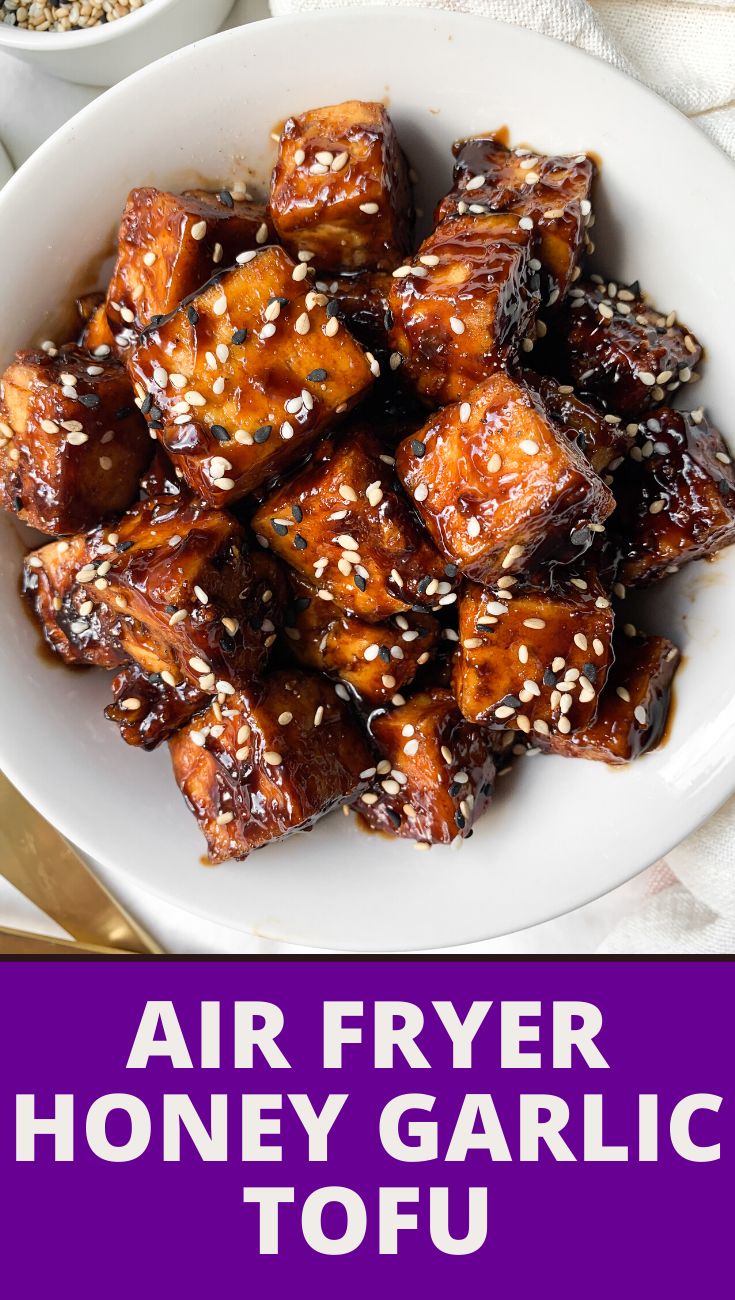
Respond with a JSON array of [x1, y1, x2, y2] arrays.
[[0, 0, 236, 86]]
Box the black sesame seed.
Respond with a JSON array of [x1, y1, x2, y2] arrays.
[[220, 633, 236, 654], [295, 596, 311, 612], [582, 662, 597, 682], [116, 540, 133, 553], [386, 808, 401, 829], [354, 573, 367, 592], [211, 425, 230, 443], [271, 520, 288, 536], [481, 782, 494, 797], [218, 189, 234, 208], [291, 504, 303, 522], [576, 432, 587, 451], [542, 667, 557, 687], [14, 495, 23, 512], [417, 576, 431, 595], [148, 673, 162, 686], [378, 646, 391, 664], [149, 315, 164, 328], [308, 368, 327, 382], [500, 694, 522, 709], [187, 306, 199, 326], [140, 394, 153, 415], [115, 405, 134, 420], [454, 810, 466, 829], [165, 603, 177, 614], [571, 526, 591, 547], [149, 405, 162, 422], [384, 308, 394, 331], [465, 829, 474, 839], [444, 563, 458, 578], [293, 534, 307, 550], [326, 299, 341, 318], [410, 438, 426, 458], [254, 425, 272, 444], [231, 328, 248, 345], [719, 477, 732, 494], [79, 393, 100, 408], [448, 781, 462, 798]]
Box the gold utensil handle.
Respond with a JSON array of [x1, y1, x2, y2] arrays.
[[0, 924, 136, 956], [0, 772, 164, 954]]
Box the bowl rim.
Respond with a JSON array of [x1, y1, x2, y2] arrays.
[[0, 0, 181, 50], [1, 6, 735, 949]]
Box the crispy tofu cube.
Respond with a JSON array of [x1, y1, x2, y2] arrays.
[[282, 574, 439, 706], [523, 371, 633, 473], [388, 214, 540, 406], [128, 247, 374, 504], [105, 660, 205, 750], [0, 345, 151, 534], [616, 407, 735, 586], [169, 669, 374, 861], [355, 687, 495, 844], [555, 277, 703, 416], [106, 187, 271, 338], [269, 100, 413, 272], [453, 571, 614, 737], [251, 431, 453, 622], [436, 137, 595, 304], [395, 372, 615, 582], [540, 632, 680, 763], [84, 495, 286, 692], [21, 530, 125, 669]]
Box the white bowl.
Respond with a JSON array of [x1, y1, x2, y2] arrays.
[[0, 0, 235, 87], [1, 7, 735, 951]]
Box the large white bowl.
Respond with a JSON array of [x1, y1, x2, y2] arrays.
[[1, 8, 734, 951], [0, 0, 235, 87]]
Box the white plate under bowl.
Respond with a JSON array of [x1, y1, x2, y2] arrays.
[[1, 9, 734, 952]]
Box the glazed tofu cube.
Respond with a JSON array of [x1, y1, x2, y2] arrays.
[[617, 407, 735, 586], [169, 669, 374, 861], [21, 529, 125, 669], [541, 632, 680, 763], [395, 372, 615, 583], [555, 277, 703, 416], [388, 214, 540, 406], [453, 571, 615, 738], [251, 431, 452, 621], [106, 186, 271, 337], [436, 137, 595, 304], [0, 345, 151, 534], [355, 687, 495, 844], [282, 574, 439, 706], [84, 495, 286, 692], [269, 100, 413, 272], [523, 371, 633, 473], [128, 247, 374, 504], [105, 660, 205, 750]]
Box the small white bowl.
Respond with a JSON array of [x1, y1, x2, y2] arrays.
[[0, 0, 235, 86]]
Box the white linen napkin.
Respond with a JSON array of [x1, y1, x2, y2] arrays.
[[269, 0, 735, 954]]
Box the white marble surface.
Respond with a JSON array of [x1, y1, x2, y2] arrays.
[[0, 0, 653, 954]]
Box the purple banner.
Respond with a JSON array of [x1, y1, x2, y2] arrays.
[[1, 960, 730, 1295]]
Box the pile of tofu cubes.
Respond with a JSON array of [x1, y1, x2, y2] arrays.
[[3, 100, 734, 861]]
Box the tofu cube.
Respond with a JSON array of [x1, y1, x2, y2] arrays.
[[105, 660, 205, 750], [523, 370, 633, 473], [388, 213, 540, 406], [395, 372, 615, 583], [436, 136, 595, 304], [251, 431, 453, 621], [21, 530, 125, 669], [269, 100, 413, 272], [127, 247, 374, 504], [556, 277, 703, 416], [85, 495, 286, 692], [453, 571, 615, 737], [355, 687, 495, 844], [617, 407, 735, 586], [540, 631, 680, 763], [282, 574, 439, 706], [0, 345, 151, 534], [106, 186, 271, 337], [169, 669, 374, 861]]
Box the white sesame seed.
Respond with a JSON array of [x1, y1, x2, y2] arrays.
[[331, 151, 349, 171], [519, 439, 539, 456], [574, 633, 588, 651], [191, 220, 207, 241], [449, 317, 465, 335], [143, 251, 157, 266], [467, 517, 481, 538], [524, 618, 546, 630], [292, 262, 309, 282], [256, 223, 269, 245], [459, 402, 471, 424], [213, 477, 235, 490], [519, 216, 534, 231], [649, 499, 665, 514], [414, 483, 428, 503], [212, 294, 228, 317], [40, 419, 60, 434], [339, 484, 358, 502], [185, 390, 207, 406], [359, 202, 379, 214], [295, 312, 311, 335], [264, 750, 283, 765]]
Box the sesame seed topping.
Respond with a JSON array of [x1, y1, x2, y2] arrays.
[[459, 402, 471, 424], [449, 317, 465, 335], [212, 294, 228, 317], [414, 483, 429, 503], [519, 439, 539, 456], [264, 751, 283, 766], [359, 202, 379, 214], [523, 618, 546, 630], [467, 517, 481, 539], [634, 705, 648, 727]]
